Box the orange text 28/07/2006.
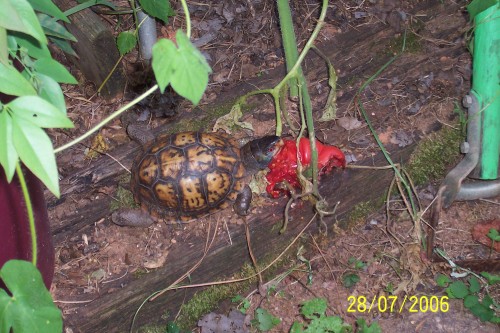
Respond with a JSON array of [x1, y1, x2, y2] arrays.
[[347, 295, 449, 313]]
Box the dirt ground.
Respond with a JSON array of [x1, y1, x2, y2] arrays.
[[48, 0, 499, 332]]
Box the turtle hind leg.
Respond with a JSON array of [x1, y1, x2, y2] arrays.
[[233, 185, 252, 216]]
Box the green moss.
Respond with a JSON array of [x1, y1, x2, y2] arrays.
[[109, 182, 137, 212], [388, 30, 422, 54], [406, 126, 463, 185], [174, 251, 294, 330]]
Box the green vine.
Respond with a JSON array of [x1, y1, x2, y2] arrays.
[[15, 162, 37, 266]]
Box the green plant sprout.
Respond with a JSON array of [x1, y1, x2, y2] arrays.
[[437, 273, 500, 323], [252, 308, 281, 331], [290, 298, 353, 333]]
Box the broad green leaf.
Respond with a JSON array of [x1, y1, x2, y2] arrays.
[[469, 303, 494, 322], [356, 318, 380, 333], [300, 298, 327, 319], [290, 322, 304, 333], [0, 0, 30, 36], [447, 281, 469, 299], [436, 273, 451, 287], [487, 228, 500, 241], [0, 27, 7, 64], [152, 31, 211, 105], [7, 0, 47, 43], [480, 272, 500, 285], [0, 260, 62, 333], [170, 31, 211, 105], [251, 308, 280, 331], [11, 116, 60, 197], [342, 273, 360, 288], [0, 110, 18, 181], [6, 34, 18, 56], [0, 61, 37, 96], [464, 294, 479, 309], [7, 96, 73, 128], [28, 0, 69, 22], [37, 13, 76, 41], [34, 57, 77, 84], [152, 38, 176, 90], [468, 276, 481, 294], [49, 36, 77, 57], [138, 0, 175, 24], [117, 31, 137, 56], [14, 31, 51, 59], [34, 73, 67, 113]]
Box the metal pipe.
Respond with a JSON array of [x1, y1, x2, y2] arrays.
[[455, 180, 500, 201], [441, 94, 481, 208], [137, 10, 157, 61]]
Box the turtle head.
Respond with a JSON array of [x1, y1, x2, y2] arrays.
[[242, 135, 282, 171]]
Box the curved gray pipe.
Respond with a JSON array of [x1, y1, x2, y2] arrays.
[[455, 180, 500, 201], [137, 10, 157, 61], [442, 94, 481, 208]]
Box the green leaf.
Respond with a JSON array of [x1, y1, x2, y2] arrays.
[[468, 276, 481, 294], [300, 298, 327, 319], [290, 322, 304, 333], [464, 294, 479, 309], [14, 31, 51, 59], [138, 0, 175, 24], [152, 30, 212, 105], [356, 318, 381, 333], [480, 272, 500, 285], [117, 31, 137, 56], [28, 0, 69, 22], [11, 116, 60, 197], [7, 96, 73, 128], [37, 13, 76, 41], [487, 228, 500, 242], [0, 110, 18, 181], [436, 274, 452, 287], [48, 36, 77, 57], [34, 57, 77, 84], [34, 73, 67, 113], [0, 61, 37, 96], [6, 0, 47, 43], [251, 308, 280, 331], [447, 281, 469, 299], [469, 303, 494, 322], [0, 260, 62, 333], [341, 273, 360, 288], [304, 316, 351, 333], [482, 294, 494, 308], [0, 0, 27, 35]]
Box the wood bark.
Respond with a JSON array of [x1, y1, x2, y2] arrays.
[[53, 0, 125, 98]]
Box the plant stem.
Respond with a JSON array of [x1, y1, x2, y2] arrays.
[[276, 0, 299, 97], [276, 0, 329, 196], [54, 85, 158, 153], [180, 0, 191, 38], [16, 162, 37, 266]]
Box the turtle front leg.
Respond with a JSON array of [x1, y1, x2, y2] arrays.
[[234, 185, 252, 216]]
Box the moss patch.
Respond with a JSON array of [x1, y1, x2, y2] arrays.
[[173, 250, 295, 330], [406, 126, 463, 185], [109, 183, 137, 212]]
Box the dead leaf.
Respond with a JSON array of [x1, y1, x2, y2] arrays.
[[337, 116, 362, 130]]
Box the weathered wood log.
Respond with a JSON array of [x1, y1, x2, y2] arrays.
[[49, 0, 467, 331], [53, 0, 125, 98]]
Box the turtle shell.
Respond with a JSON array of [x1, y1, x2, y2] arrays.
[[130, 131, 246, 221]]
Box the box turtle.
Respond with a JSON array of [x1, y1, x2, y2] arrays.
[[113, 131, 281, 226]]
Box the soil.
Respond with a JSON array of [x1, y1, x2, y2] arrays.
[[47, 0, 499, 332]]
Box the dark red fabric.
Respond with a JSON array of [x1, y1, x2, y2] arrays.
[[0, 167, 54, 288]]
